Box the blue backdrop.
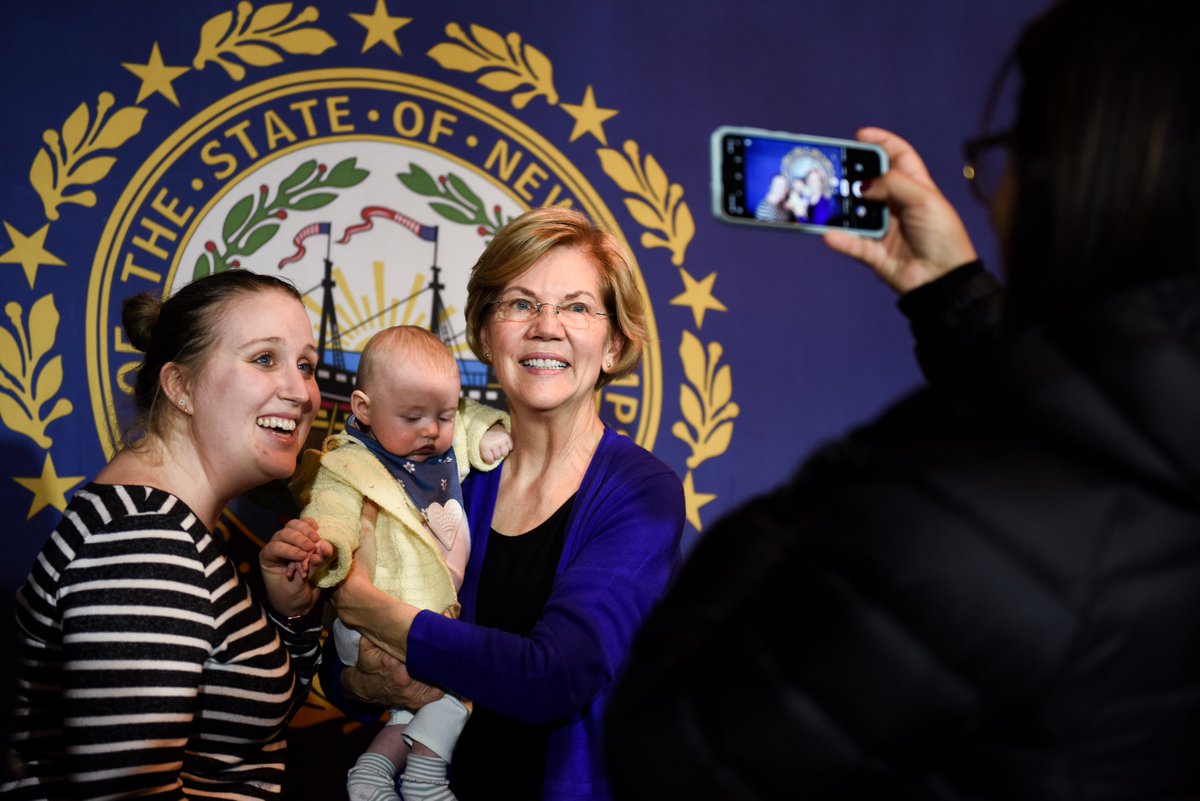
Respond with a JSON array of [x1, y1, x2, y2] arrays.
[[1, 0, 1048, 793]]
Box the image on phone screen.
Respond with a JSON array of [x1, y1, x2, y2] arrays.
[[713, 128, 887, 237]]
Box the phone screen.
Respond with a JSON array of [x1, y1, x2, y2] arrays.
[[712, 127, 888, 237]]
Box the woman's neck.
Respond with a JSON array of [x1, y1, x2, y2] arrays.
[[503, 404, 604, 480], [491, 405, 604, 535], [96, 434, 228, 530]]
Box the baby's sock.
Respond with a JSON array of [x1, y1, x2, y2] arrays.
[[347, 752, 401, 801], [399, 753, 456, 801]]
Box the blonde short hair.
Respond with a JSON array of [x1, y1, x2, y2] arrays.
[[356, 326, 458, 395], [464, 207, 646, 388]]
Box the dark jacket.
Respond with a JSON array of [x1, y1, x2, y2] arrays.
[[606, 265, 1200, 800]]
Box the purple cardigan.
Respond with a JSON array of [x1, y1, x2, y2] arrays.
[[407, 427, 684, 800]]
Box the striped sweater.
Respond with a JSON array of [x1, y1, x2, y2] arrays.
[[2, 484, 322, 800]]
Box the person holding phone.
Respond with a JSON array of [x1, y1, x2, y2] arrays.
[[606, 0, 1200, 798]]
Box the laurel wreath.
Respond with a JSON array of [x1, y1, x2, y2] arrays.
[[598, 141, 696, 267], [0, 295, 73, 449], [673, 331, 739, 470], [194, 157, 369, 278], [7, 2, 731, 533], [1, 0, 740, 744], [427, 23, 558, 109], [194, 2, 336, 81], [30, 93, 147, 223], [397, 163, 511, 238]]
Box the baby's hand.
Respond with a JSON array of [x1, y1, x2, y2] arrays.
[[264, 517, 332, 582], [288, 557, 311, 581], [479, 423, 513, 464], [260, 517, 332, 618]]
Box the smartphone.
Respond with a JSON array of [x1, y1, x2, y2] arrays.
[[711, 126, 888, 238]]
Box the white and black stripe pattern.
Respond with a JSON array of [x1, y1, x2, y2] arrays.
[[2, 484, 322, 800]]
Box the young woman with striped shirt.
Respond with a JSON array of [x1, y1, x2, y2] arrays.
[[2, 269, 332, 800]]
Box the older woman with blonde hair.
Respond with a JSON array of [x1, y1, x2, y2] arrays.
[[322, 206, 685, 801]]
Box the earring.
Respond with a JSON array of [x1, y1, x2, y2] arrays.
[[484, 351, 491, 359], [605, 362, 612, 370], [178, 398, 186, 407]]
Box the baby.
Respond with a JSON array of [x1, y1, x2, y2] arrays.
[[296, 326, 510, 801]]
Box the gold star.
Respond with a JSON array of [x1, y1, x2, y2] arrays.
[[0, 222, 66, 288], [350, 0, 411, 55], [14, 453, 86, 520], [670, 268, 727, 328], [682, 471, 717, 532], [122, 42, 190, 106], [561, 86, 619, 145]]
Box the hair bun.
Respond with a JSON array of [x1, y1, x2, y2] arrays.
[[121, 292, 163, 353]]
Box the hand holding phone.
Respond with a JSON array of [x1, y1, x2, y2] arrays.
[[711, 126, 889, 238], [821, 127, 978, 293]]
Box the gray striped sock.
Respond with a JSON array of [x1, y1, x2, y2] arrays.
[[399, 753, 455, 801], [347, 752, 400, 801]]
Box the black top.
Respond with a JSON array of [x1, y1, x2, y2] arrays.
[[607, 267, 1200, 800], [452, 495, 574, 801]]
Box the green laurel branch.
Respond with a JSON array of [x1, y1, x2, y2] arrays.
[[397, 164, 510, 238], [194, 157, 368, 278]]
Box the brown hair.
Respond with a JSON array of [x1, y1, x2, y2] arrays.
[[122, 269, 303, 443], [464, 207, 647, 388], [1002, 0, 1200, 322]]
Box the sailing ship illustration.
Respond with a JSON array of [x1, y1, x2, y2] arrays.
[[281, 209, 505, 445]]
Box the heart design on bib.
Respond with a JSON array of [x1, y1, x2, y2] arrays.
[[425, 499, 464, 550]]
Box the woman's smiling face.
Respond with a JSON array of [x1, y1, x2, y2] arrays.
[[184, 289, 320, 496], [480, 247, 622, 418]]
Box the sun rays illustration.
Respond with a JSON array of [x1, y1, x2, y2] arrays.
[[299, 262, 468, 359]]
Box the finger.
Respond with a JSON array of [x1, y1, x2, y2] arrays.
[[823, 231, 887, 271], [860, 167, 942, 215], [357, 635, 375, 663], [288, 517, 321, 542], [271, 526, 316, 552], [855, 127, 934, 187], [265, 539, 317, 564]]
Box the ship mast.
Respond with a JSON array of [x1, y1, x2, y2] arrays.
[[316, 234, 343, 369]]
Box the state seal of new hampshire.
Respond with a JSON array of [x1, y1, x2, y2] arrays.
[[5, 2, 738, 580], [0, 0, 742, 761], [90, 68, 663, 452]]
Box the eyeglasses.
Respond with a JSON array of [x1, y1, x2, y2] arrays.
[[963, 130, 1012, 205], [488, 297, 611, 329]]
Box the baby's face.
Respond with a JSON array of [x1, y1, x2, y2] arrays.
[[363, 365, 460, 462]]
